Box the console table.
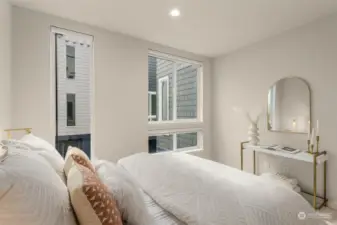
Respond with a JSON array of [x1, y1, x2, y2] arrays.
[[240, 141, 328, 210]]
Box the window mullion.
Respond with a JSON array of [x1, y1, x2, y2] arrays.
[[173, 133, 177, 151], [172, 62, 177, 121], [148, 93, 152, 122]]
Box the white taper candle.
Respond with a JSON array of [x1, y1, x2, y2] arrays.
[[311, 128, 315, 146], [316, 120, 319, 136]]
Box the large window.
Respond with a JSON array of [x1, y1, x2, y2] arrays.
[[52, 27, 93, 158], [148, 51, 203, 153]]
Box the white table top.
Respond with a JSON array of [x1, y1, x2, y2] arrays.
[[244, 145, 328, 164]]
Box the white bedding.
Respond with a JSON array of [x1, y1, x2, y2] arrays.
[[142, 190, 186, 225], [119, 152, 325, 225]]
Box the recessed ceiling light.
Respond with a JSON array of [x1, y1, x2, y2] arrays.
[[169, 8, 181, 17]]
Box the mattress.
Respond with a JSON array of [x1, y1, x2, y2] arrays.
[[141, 191, 186, 225]]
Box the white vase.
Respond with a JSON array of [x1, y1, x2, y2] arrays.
[[248, 123, 259, 146]]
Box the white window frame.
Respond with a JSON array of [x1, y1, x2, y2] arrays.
[[148, 50, 204, 153], [148, 91, 157, 121], [158, 76, 169, 121], [149, 129, 203, 153]]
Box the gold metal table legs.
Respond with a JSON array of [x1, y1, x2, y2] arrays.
[[240, 142, 328, 210]]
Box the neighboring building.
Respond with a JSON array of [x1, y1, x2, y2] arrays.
[[148, 55, 199, 153], [54, 32, 92, 157]]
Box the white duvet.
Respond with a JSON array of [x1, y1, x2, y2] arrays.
[[118, 153, 325, 225]]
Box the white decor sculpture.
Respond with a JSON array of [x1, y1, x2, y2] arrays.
[[233, 107, 261, 146], [247, 117, 260, 146]]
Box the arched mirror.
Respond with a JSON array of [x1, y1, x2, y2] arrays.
[[267, 77, 310, 133]]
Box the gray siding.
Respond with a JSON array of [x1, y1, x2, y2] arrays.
[[148, 56, 198, 120], [148, 56, 157, 92], [177, 132, 198, 149], [176, 64, 198, 119], [157, 134, 173, 151]]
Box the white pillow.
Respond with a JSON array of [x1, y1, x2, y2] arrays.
[[20, 134, 66, 182], [260, 173, 301, 193], [20, 133, 60, 154], [0, 149, 77, 225], [95, 160, 153, 225], [2, 134, 66, 182]]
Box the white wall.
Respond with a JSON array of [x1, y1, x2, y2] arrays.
[[0, 0, 11, 137], [11, 7, 212, 162], [212, 13, 337, 207]]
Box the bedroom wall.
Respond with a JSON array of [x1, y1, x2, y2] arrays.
[[11, 7, 212, 161], [0, 0, 12, 136], [212, 13, 337, 207]]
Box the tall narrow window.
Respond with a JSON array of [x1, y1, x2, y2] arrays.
[[66, 45, 75, 79], [53, 27, 93, 158], [67, 93, 76, 126]]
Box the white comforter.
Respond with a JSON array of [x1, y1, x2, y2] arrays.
[[118, 153, 325, 225]]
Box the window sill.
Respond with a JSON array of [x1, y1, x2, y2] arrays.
[[152, 148, 203, 155], [148, 120, 203, 135], [178, 148, 203, 154]]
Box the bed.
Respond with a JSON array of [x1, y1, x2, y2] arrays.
[[142, 190, 186, 225], [0, 129, 327, 225], [118, 152, 326, 225]]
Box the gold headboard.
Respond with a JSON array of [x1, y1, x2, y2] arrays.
[[4, 128, 32, 139]]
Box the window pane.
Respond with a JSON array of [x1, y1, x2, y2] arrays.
[[148, 56, 173, 121], [151, 94, 156, 116], [176, 63, 199, 119], [148, 134, 173, 153], [177, 132, 198, 149], [67, 93, 76, 126], [161, 79, 169, 120], [66, 45, 75, 79]]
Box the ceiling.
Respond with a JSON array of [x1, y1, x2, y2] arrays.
[[8, 0, 337, 57]]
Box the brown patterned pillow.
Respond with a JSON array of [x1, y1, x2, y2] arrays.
[[67, 164, 123, 225], [71, 154, 95, 172], [64, 147, 95, 176]]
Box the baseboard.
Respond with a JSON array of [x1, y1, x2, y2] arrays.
[[328, 200, 337, 210]]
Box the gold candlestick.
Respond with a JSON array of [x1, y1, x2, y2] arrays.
[[310, 144, 314, 154], [307, 140, 311, 153], [316, 136, 320, 153]]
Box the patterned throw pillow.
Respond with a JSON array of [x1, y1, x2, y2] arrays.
[[71, 154, 95, 172], [67, 164, 123, 225], [64, 147, 94, 176]]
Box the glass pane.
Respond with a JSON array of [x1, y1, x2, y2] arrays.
[[161, 80, 168, 120], [148, 56, 173, 121], [177, 132, 198, 149], [66, 45, 75, 79], [67, 93, 76, 126], [148, 134, 173, 153], [151, 94, 156, 116], [148, 93, 151, 116], [176, 63, 199, 119]]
